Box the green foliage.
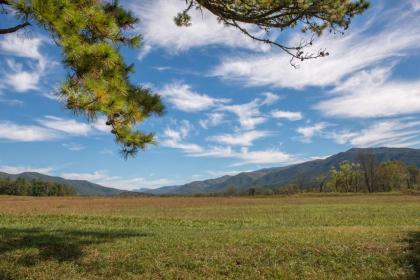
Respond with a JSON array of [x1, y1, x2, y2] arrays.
[[3, 0, 164, 157], [327, 161, 363, 192], [376, 161, 410, 192], [324, 160, 420, 193], [0, 177, 76, 196]]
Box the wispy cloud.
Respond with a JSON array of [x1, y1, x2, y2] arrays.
[[0, 116, 112, 143], [232, 148, 296, 166], [0, 165, 54, 175], [314, 67, 420, 118], [411, 0, 420, 11], [40, 116, 92, 136], [0, 33, 52, 93], [160, 120, 203, 154], [271, 110, 303, 121], [296, 122, 329, 143], [222, 99, 267, 130], [327, 119, 420, 148], [92, 116, 112, 133], [208, 130, 271, 146], [61, 170, 174, 190], [160, 121, 297, 165], [261, 92, 281, 105], [130, 0, 268, 56], [211, 6, 420, 89], [62, 143, 85, 151], [160, 82, 230, 112], [0, 33, 44, 59], [199, 112, 226, 129], [0, 97, 24, 107], [0, 121, 61, 142]]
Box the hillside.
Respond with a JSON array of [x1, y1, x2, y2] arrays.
[[0, 172, 125, 196], [144, 147, 420, 195]]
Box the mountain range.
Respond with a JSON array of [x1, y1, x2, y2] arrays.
[[0, 172, 125, 196], [1, 147, 419, 196], [141, 147, 420, 195]]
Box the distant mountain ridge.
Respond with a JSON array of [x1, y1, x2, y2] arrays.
[[0, 172, 125, 196], [143, 147, 420, 195]]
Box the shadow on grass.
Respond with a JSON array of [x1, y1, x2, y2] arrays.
[[0, 227, 148, 266], [405, 231, 420, 280]]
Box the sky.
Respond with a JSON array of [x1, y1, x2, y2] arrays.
[[1, 0, 420, 190]]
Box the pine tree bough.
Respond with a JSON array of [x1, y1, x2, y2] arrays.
[[1, 0, 165, 158], [176, 0, 369, 64], [1, 0, 369, 158]]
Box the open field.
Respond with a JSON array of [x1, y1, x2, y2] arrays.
[[0, 194, 419, 279]]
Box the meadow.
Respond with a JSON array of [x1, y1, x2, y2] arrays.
[[0, 194, 418, 279]]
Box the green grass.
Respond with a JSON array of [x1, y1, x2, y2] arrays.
[[0, 194, 419, 279]]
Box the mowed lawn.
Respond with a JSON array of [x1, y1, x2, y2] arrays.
[[0, 194, 419, 280]]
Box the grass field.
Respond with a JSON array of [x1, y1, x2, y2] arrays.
[[0, 194, 419, 280]]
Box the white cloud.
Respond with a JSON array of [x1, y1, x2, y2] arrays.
[[296, 122, 328, 143], [40, 116, 92, 136], [327, 119, 420, 148], [0, 165, 54, 175], [199, 112, 226, 129], [212, 7, 420, 89], [261, 92, 281, 105], [0, 97, 23, 107], [233, 148, 295, 166], [3, 58, 47, 92], [0, 115, 112, 143], [62, 143, 85, 151], [0, 33, 51, 93], [160, 83, 275, 131], [315, 67, 420, 118], [160, 120, 204, 153], [271, 110, 303, 121], [99, 149, 114, 155], [42, 92, 61, 101], [161, 121, 297, 165], [137, 44, 152, 60], [208, 130, 271, 146], [61, 170, 173, 190], [411, 0, 420, 11], [0, 121, 61, 142], [190, 145, 297, 166], [160, 82, 229, 112], [0, 33, 43, 59], [131, 0, 268, 55], [222, 99, 267, 130], [61, 171, 109, 182], [92, 116, 112, 133]]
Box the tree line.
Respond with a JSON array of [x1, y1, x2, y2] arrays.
[[0, 178, 76, 196], [221, 150, 419, 196], [315, 160, 419, 193], [314, 150, 419, 193]]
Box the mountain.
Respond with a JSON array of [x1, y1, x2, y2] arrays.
[[143, 147, 420, 195], [0, 172, 125, 196]]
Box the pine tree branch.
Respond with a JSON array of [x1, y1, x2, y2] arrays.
[[0, 21, 30, 34], [0, 0, 31, 35]]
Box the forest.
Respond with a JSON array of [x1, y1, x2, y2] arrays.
[[243, 159, 420, 196], [0, 178, 76, 196]]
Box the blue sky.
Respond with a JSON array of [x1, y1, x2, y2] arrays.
[[1, 0, 420, 190]]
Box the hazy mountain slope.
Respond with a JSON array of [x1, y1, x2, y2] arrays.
[[146, 147, 420, 195], [0, 172, 124, 196]]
